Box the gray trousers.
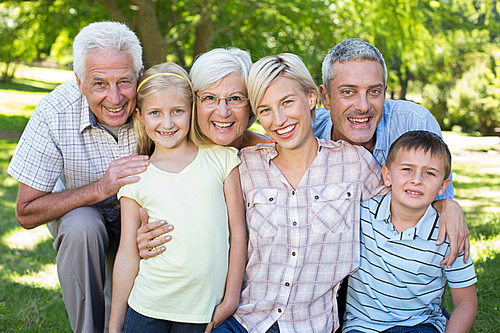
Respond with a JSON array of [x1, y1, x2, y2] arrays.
[[47, 206, 119, 333]]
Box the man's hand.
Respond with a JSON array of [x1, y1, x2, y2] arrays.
[[96, 153, 149, 199], [433, 199, 470, 268], [137, 207, 173, 259]]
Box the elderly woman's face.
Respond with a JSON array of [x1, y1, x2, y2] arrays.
[[196, 74, 251, 146]]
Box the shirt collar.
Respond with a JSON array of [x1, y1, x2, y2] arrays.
[[375, 193, 438, 241], [79, 97, 95, 133], [374, 100, 389, 153], [252, 138, 342, 160]]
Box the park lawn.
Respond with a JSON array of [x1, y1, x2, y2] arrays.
[[0, 75, 499, 332]]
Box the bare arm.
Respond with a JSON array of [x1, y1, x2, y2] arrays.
[[444, 285, 477, 333], [15, 154, 149, 229], [206, 167, 247, 332], [109, 197, 142, 333], [432, 199, 470, 268]]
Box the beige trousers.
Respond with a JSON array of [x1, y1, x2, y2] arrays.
[[47, 206, 119, 333]]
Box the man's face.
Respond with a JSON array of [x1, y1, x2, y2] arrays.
[[76, 52, 140, 127], [320, 60, 386, 150]]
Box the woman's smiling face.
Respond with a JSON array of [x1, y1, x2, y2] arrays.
[[195, 74, 251, 146]]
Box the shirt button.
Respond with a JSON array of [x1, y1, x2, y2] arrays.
[[292, 251, 296, 256], [292, 190, 295, 195], [319, 146, 322, 152], [314, 195, 319, 200], [247, 202, 250, 207], [292, 221, 297, 226], [278, 308, 282, 313], [347, 192, 351, 197], [269, 197, 274, 202], [285, 282, 290, 287]]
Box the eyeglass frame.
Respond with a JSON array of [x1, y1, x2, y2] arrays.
[[195, 93, 249, 108]]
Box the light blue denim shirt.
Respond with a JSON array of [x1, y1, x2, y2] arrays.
[[312, 99, 454, 200]]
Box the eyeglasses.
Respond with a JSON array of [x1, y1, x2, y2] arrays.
[[195, 94, 249, 108]]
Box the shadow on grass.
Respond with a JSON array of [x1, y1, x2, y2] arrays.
[[0, 114, 30, 132], [443, 253, 500, 332], [0, 77, 60, 94]]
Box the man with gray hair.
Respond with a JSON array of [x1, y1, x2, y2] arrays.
[[312, 38, 469, 326], [8, 22, 148, 332]]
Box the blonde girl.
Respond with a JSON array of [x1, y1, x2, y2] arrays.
[[109, 62, 246, 333]]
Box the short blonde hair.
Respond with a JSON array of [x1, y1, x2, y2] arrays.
[[135, 62, 211, 156], [246, 53, 319, 122]]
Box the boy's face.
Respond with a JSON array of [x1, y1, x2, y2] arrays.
[[382, 148, 450, 215]]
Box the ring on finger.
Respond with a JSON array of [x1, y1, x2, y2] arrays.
[[145, 241, 152, 251]]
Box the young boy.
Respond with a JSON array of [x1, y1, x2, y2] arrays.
[[343, 130, 477, 333]]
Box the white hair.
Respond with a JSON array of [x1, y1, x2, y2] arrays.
[[73, 21, 142, 80], [190, 48, 252, 91], [322, 38, 387, 96], [190, 47, 256, 128]]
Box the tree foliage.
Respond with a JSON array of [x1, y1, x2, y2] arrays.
[[2, 0, 500, 134]]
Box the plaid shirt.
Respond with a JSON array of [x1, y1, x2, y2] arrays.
[[8, 80, 136, 224], [236, 139, 385, 333]]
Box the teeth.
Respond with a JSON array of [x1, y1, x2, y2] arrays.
[[277, 125, 295, 135], [349, 117, 369, 124], [158, 130, 177, 136], [406, 190, 422, 195], [213, 121, 233, 129], [106, 106, 124, 113]]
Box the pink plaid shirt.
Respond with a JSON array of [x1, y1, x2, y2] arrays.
[[236, 139, 385, 333]]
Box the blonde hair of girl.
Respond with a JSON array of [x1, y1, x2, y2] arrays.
[[134, 62, 211, 156]]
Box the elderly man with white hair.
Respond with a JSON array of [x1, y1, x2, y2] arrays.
[[8, 22, 149, 332]]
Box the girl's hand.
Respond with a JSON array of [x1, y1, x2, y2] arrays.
[[205, 299, 238, 332], [136, 207, 174, 259]]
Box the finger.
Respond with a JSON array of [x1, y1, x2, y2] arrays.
[[112, 153, 149, 165], [139, 207, 150, 227], [140, 245, 166, 259], [147, 234, 172, 249], [204, 321, 214, 333], [435, 222, 446, 246], [441, 243, 458, 268], [464, 237, 470, 264]]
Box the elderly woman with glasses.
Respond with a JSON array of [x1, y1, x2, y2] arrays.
[[136, 48, 267, 258]]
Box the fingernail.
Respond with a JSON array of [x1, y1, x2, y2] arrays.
[[160, 220, 166, 225], [167, 225, 173, 230], [165, 236, 172, 241]]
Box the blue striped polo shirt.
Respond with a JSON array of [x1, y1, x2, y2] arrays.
[[343, 194, 476, 333]]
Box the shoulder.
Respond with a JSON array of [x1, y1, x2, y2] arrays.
[[242, 129, 269, 147], [312, 107, 332, 140], [37, 80, 84, 114], [384, 99, 433, 120]]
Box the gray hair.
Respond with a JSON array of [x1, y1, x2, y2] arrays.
[[190, 48, 252, 91], [247, 53, 319, 122], [322, 38, 387, 96], [190, 47, 256, 128], [73, 21, 142, 80]]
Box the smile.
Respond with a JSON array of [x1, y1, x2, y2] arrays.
[[158, 129, 178, 136], [105, 105, 125, 113], [348, 117, 370, 124], [405, 190, 423, 195], [276, 124, 296, 135], [212, 121, 234, 130]]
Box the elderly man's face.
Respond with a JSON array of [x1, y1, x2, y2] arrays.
[[320, 60, 386, 151], [76, 52, 139, 127]]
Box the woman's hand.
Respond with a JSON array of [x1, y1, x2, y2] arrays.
[[136, 207, 173, 259], [204, 298, 239, 333]]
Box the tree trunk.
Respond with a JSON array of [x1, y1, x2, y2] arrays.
[[192, 2, 213, 60], [134, 0, 166, 69]]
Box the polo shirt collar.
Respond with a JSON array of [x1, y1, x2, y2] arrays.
[[375, 192, 438, 241]]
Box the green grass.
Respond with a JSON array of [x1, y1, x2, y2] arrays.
[[1, 71, 499, 332]]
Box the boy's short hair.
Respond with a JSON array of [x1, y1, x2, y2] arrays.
[[386, 130, 452, 179]]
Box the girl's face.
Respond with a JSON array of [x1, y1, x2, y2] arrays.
[[196, 74, 251, 146], [256, 76, 317, 152], [136, 86, 192, 152]]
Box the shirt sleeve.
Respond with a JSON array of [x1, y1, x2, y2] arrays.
[[444, 250, 477, 289], [7, 102, 63, 192], [223, 146, 242, 180]]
